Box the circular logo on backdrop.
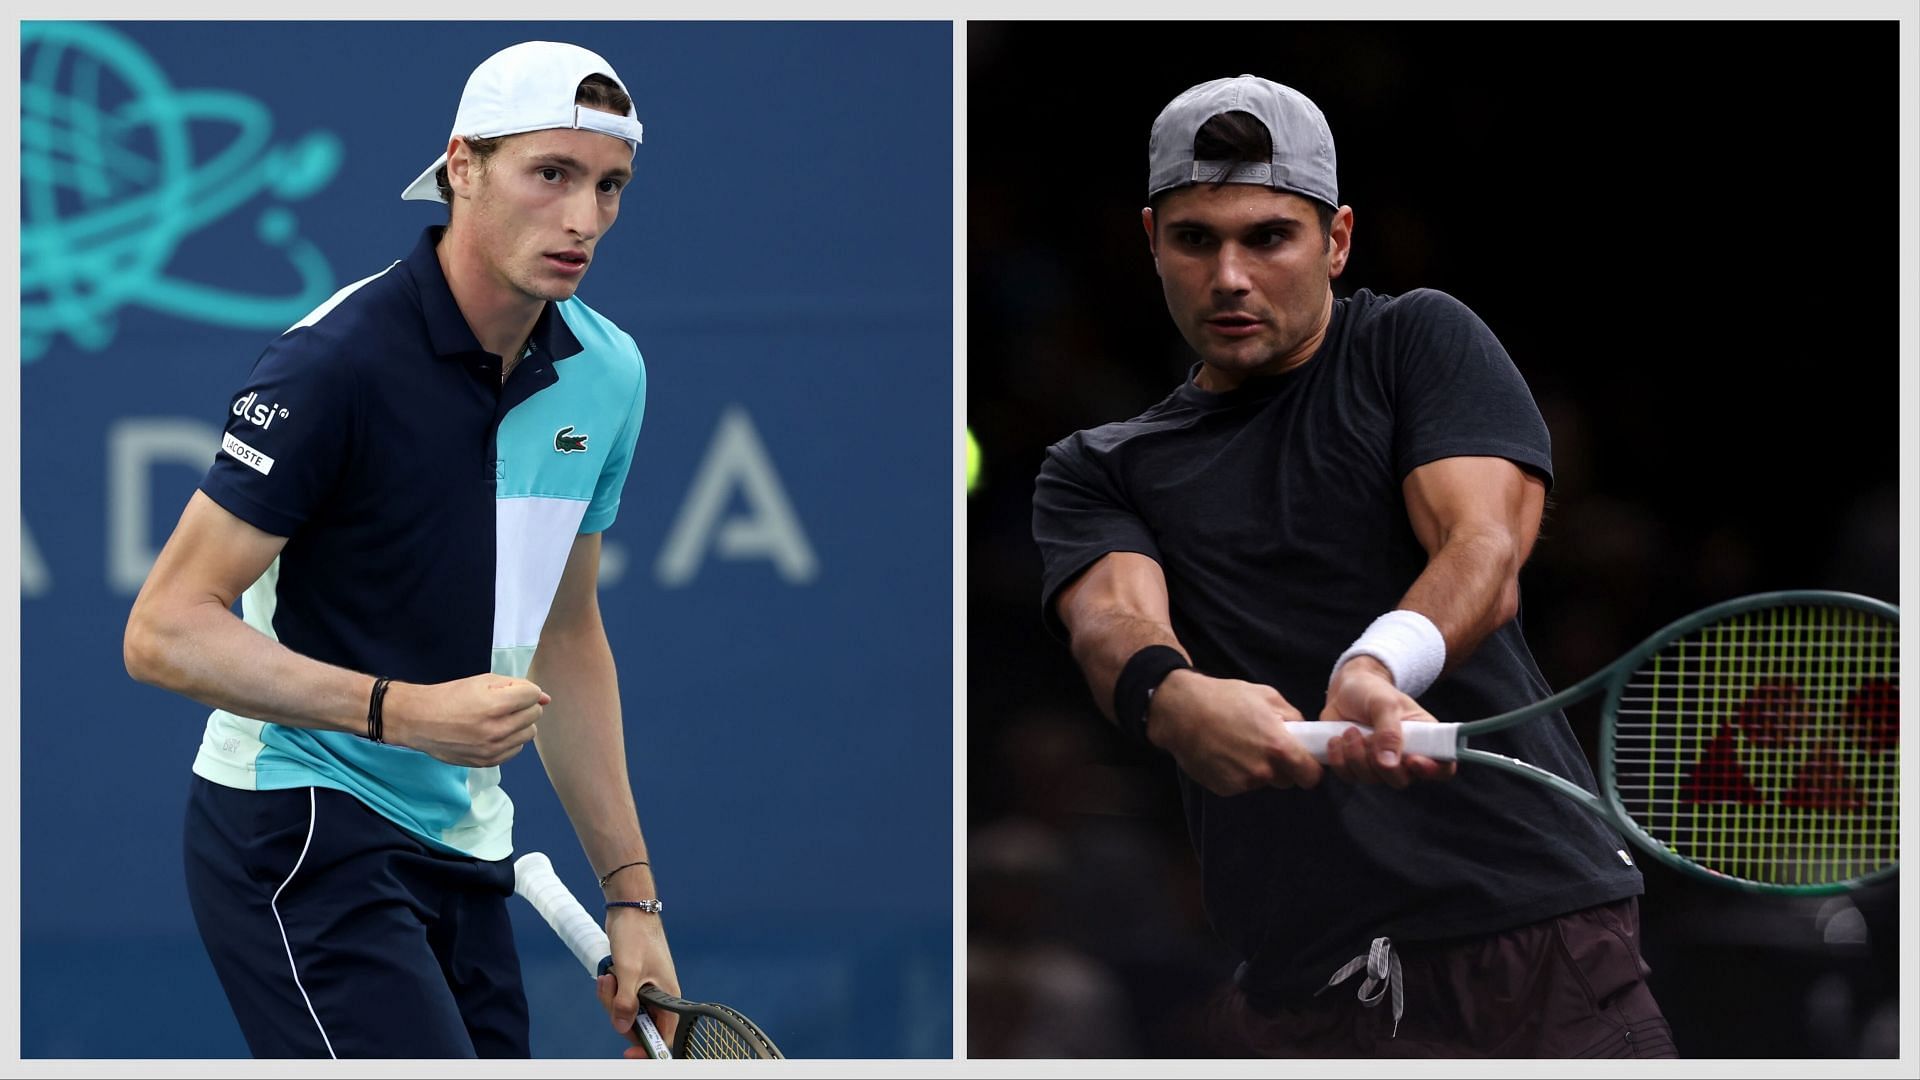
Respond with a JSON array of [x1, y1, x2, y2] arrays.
[[20, 22, 344, 362]]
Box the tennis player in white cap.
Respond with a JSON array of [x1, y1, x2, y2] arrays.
[[129, 40, 675, 1057]]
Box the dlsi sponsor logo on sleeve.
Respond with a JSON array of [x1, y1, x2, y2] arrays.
[[232, 391, 290, 430]]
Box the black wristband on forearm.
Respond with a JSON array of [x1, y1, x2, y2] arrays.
[[1113, 645, 1190, 747]]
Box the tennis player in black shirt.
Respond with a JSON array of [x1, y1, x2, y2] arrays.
[[1032, 75, 1676, 1058]]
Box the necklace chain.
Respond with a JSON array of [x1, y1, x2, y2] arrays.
[[501, 334, 533, 383]]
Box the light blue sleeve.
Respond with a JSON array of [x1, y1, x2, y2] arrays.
[[579, 339, 646, 535]]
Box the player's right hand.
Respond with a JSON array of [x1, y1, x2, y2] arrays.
[[1145, 670, 1323, 796], [1319, 656, 1458, 788], [381, 675, 548, 767], [598, 903, 680, 1057]]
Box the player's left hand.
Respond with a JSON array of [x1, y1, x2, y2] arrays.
[[1321, 656, 1459, 788], [596, 902, 681, 1058]]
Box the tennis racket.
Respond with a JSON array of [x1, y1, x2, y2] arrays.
[[1290, 590, 1899, 895], [513, 852, 785, 1059]]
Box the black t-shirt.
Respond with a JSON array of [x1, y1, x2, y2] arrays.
[[1032, 288, 1644, 1001]]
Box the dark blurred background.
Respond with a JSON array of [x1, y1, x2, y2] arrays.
[[967, 20, 1904, 1058]]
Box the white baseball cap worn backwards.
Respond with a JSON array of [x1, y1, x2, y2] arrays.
[[401, 40, 644, 203]]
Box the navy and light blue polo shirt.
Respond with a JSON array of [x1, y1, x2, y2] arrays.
[[191, 226, 647, 861]]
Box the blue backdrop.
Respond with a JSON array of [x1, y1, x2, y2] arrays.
[[19, 20, 953, 1059]]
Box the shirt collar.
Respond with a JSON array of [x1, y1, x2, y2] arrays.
[[405, 226, 583, 363]]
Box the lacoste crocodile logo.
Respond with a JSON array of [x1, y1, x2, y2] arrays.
[[554, 426, 589, 454]]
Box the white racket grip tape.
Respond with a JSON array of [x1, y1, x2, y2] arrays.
[[1288, 720, 1461, 763], [514, 853, 608, 973], [513, 853, 673, 1060]]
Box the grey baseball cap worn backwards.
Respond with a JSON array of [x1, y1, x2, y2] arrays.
[[1148, 74, 1338, 208]]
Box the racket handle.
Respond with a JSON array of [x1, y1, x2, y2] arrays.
[[1288, 719, 1461, 763], [514, 852, 609, 974]]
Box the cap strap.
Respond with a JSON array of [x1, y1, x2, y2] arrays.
[[1187, 159, 1274, 186], [572, 104, 644, 147]]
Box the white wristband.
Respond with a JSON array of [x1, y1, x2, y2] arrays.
[[1331, 609, 1446, 699]]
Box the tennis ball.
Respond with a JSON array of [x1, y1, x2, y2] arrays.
[[966, 427, 982, 494]]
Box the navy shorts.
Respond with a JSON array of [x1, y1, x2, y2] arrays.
[[183, 777, 530, 1058]]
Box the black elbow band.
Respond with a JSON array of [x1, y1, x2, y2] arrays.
[[1113, 645, 1190, 747]]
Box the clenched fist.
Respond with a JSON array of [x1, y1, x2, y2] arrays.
[[381, 675, 549, 767]]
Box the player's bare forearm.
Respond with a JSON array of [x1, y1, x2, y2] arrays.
[[124, 490, 372, 734], [1397, 456, 1547, 668], [527, 532, 651, 888], [127, 492, 547, 768], [1314, 456, 1543, 781], [1070, 612, 1188, 724], [128, 595, 378, 733], [527, 618, 650, 885], [1397, 527, 1523, 663], [1057, 551, 1188, 722], [531, 531, 681, 1040], [528, 624, 684, 1025]]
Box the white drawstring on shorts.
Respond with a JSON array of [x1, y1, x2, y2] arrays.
[[1315, 936, 1404, 1037]]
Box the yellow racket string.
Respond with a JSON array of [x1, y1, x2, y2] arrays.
[[1611, 603, 1899, 887]]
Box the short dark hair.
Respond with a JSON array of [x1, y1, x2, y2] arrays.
[[437, 73, 635, 214], [1152, 110, 1335, 242]]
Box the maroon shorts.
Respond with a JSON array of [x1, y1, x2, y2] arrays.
[[1218, 898, 1677, 1058]]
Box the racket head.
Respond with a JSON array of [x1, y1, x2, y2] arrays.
[[637, 983, 785, 1060], [589, 962, 784, 1060], [1595, 590, 1899, 894]]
